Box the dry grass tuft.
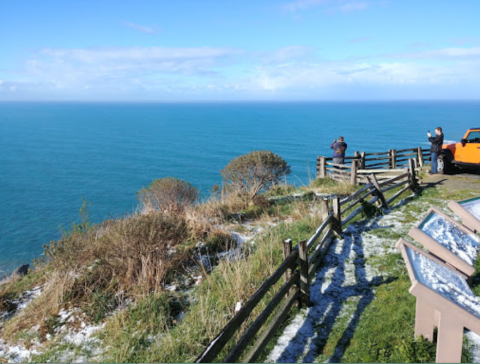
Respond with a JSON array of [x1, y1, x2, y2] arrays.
[[2, 269, 76, 340], [308, 177, 358, 196]]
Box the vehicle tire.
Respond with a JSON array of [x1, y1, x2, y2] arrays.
[[437, 154, 450, 174]]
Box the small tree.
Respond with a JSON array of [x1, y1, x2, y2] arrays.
[[137, 177, 198, 214], [220, 150, 291, 200]]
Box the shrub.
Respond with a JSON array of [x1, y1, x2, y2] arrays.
[[220, 150, 291, 200], [137, 177, 199, 215], [91, 213, 190, 294]]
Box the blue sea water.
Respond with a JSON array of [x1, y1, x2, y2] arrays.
[[1, 101, 479, 274]]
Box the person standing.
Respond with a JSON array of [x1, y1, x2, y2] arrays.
[[427, 127, 444, 174], [331, 136, 347, 165]]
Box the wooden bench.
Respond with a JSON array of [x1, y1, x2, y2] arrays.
[[448, 196, 480, 233], [396, 238, 480, 363], [408, 207, 480, 278]]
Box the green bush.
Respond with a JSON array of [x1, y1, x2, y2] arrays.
[[137, 177, 198, 214], [220, 150, 291, 200]]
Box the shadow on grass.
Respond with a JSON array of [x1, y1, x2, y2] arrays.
[[272, 215, 397, 363]]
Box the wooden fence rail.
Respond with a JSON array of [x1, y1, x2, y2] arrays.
[[317, 146, 429, 185], [196, 167, 419, 363]]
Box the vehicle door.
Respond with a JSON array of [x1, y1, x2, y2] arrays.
[[460, 130, 480, 164]]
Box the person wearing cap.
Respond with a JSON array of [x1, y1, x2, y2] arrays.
[[331, 136, 347, 165]]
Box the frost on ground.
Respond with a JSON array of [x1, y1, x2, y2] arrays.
[[0, 217, 271, 362], [267, 195, 480, 363], [0, 286, 43, 362], [0, 303, 105, 363]]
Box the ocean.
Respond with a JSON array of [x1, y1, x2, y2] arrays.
[[1, 101, 479, 274]]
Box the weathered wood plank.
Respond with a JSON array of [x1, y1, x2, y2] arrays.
[[364, 162, 391, 168], [308, 230, 334, 281], [195, 250, 299, 363], [395, 157, 417, 163], [367, 174, 389, 209], [326, 168, 351, 175], [377, 173, 409, 187], [339, 184, 373, 206], [325, 162, 351, 169], [418, 147, 424, 167], [283, 239, 293, 296], [341, 188, 376, 215], [342, 196, 379, 226], [318, 156, 326, 178], [306, 214, 333, 251], [365, 156, 391, 161], [396, 148, 418, 153], [364, 151, 390, 156], [242, 290, 299, 363], [350, 160, 357, 185], [223, 272, 300, 363], [381, 179, 409, 193], [357, 168, 405, 173], [386, 184, 412, 205], [396, 152, 418, 157], [308, 227, 333, 266], [332, 197, 342, 235], [298, 240, 310, 308]]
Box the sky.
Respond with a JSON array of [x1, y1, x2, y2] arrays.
[[1, 0, 480, 102]]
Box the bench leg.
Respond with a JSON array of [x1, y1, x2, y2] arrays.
[[414, 299, 436, 341], [436, 314, 463, 363]]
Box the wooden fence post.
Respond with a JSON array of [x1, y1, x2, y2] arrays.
[[409, 159, 418, 191], [298, 240, 310, 308], [332, 196, 342, 236], [283, 239, 293, 296], [367, 174, 389, 209], [318, 156, 326, 178], [391, 149, 397, 169], [417, 146, 424, 168], [321, 198, 329, 219], [360, 151, 366, 169], [350, 160, 357, 186], [354, 151, 360, 168]]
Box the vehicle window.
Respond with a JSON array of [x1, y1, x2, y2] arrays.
[[465, 131, 480, 143]]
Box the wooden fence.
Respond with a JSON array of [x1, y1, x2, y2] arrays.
[[317, 147, 431, 184], [195, 169, 418, 363]]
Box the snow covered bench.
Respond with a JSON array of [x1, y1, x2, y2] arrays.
[[408, 207, 480, 278], [449, 196, 480, 234], [396, 238, 480, 363]]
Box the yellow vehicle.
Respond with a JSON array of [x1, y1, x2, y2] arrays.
[[438, 128, 480, 174]]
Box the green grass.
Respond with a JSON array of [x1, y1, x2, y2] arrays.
[[311, 184, 479, 363], [3, 179, 480, 363], [98, 213, 324, 363]]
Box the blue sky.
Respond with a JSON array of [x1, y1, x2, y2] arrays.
[[1, 0, 480, 101]]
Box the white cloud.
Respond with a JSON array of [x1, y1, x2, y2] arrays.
[[246, 59, 480, 94], [21, 46, 243, 92], [122, 22, 156, 34], [4, 45, 480, 100]]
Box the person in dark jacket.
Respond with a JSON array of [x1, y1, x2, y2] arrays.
[[427, 127, 444, 174], [331, 136, 347, 165]]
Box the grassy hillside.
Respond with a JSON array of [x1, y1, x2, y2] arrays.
[[1, 174, 479, 362]]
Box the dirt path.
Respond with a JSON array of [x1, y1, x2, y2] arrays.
[[420, 172, 480, 192]]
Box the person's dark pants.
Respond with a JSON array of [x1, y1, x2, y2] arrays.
[[431, 152, 438, 173], [333, 157, 344, 165]]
